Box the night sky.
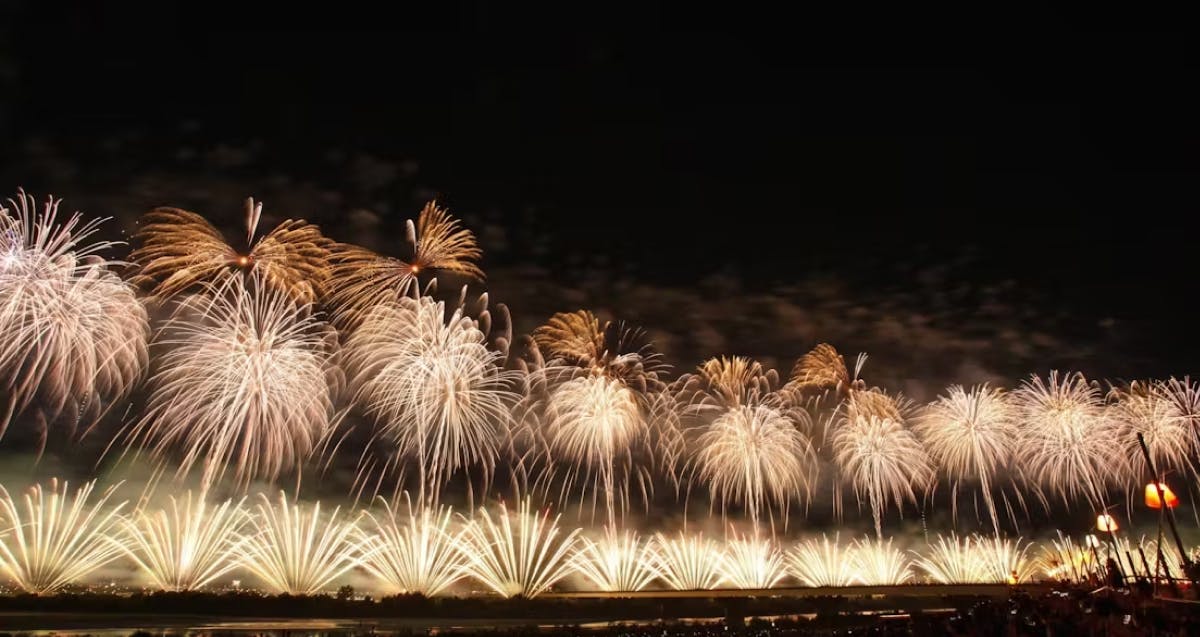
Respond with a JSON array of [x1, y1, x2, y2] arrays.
[[1, 15, 1197, 392]]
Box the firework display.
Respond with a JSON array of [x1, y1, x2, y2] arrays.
[[2, 187, 1200, 598]]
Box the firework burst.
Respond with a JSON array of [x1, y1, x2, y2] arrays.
[[328, 202, 483, 326], [1013, 372, 1126, 508], [717, 533, 787, 589], [529, 310, 672, 523], [851, 536, 913, 585], [916, 385, 1015, 532], [569, 527, 659, 592], [832, 390, 934, 536], [0, 191, 148, 443], [0, 479, 127, 594], [787, 534, 858, 587], [1109, 381, 1196, 480], [680, 357, 815, 527], [120, 491, 249, 591], [914, 533, 990, 584], [130, 198, 332, 304], [121, 275, 339, 489], [236, 492, 361, 595], [354, 496, 467, 597], [346, 293, 518, 504], [650, 531, 723, 591], [456, 497, 579, 598]]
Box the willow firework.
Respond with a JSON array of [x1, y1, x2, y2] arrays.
[[353, 497, 468, 597], [121, 274, 339, 489], [832, 390, 934, 537], [0, 191, 148, 443], [130, 198, 332, 305], [236, 492, 361, 595], [456, 497, 579, 598], [345, 293, 518, 504], [0, 479, 127, 594], [328, 201, 483, 326], [916, 384, 1015, 533], [120, 491, 249, 591], [681, 357, 815, 528]]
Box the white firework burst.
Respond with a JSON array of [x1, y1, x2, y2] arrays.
[[787, 534, 858, 587], [717, 533, 787, 589], [120, 491, 249, 591], [456, 497, 579, 598], [650, 531, 723, 591], [236, 492, 361, 595], [570, 526, 659, 592], [354, 496, 467, 597]]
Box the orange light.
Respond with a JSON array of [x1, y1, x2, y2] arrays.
[[237, 256, 250, 267], [410, 265, 420, 274], [1145, 482, 1179, 509], [1096, 514, 1118, 532]]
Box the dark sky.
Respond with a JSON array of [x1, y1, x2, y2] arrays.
[[1, 14, 1197, 387]]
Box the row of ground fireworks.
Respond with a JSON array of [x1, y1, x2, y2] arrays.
[[1, 189, 1198, 538]]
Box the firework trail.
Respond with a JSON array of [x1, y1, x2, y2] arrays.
[[328, 201, 483, 327], [130, 198, 332, 305], [569, 526, 659, 592], [832, 390, 934, 537], [650, 531, 723, 591], [120, 491, 249, 591], [0, 479, 127, 594], [528, 310, 674, 524], [120, 274, 339, 490], [850, 536, 913, 585], [916, 385, 1015, 533], [786, 534, 858, 587], [353, 496, 468, 597], [1013, 372, 1126, 508], [236, 492, 361, 595], [346, 293, 519, 505], [679, 357, 815, 528], [0, 191, 148, 444], [456, 497, 580, 598], [717, 533, 787, 589], [1109, 381, 1196, 480]]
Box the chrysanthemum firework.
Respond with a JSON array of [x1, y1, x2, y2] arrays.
[[328, 201, 483, 327], [120, 491, 249, 591], [787, 343, 866, 398], [345, 292, 519, 504], [679, 357, 815, 528], [236, 492, 361, 595], [526, 310, 676, 523], [1108, 380, 1196, 480], [456, 496, 579, 598], [354, 496, 467, 597], [650, 531, 723, 591], [1012, 372, 1126, 508], [120, 274, 340, 489], [916, 384, 1016, 532], [850, 536, 913, 585], [832, 390, 934, 536], [569, 526, 659, 592], [0, 191, 148, 444], [130, 197, 332, 304], [0, 479, 128, 594]]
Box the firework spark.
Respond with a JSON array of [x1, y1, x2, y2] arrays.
[[1013, 372, 1126, 507], [456, 497, 579, 598], [236, 492, 361, 595], [681, 357, 815, 527], [915, 533, 990, 584], [832, 391, 934, 536], [0, 479, 127, 594], [354, 496, 467, 597], [916, 385, 1015, 532], [1109, 381, 1195, 479], [121, 275, 338, 489], [130, 198, 332, 304], [328, 201, 483, 326], [717, 533, 787, 589], [650, 531, 723, 591], [120, 491, 249, 591], [787, 534, 858, 587], [570, 527, 659, 592], [851, 536, 913, 585], [346, 293, 518, 504], [0, 191, 148, 443]]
